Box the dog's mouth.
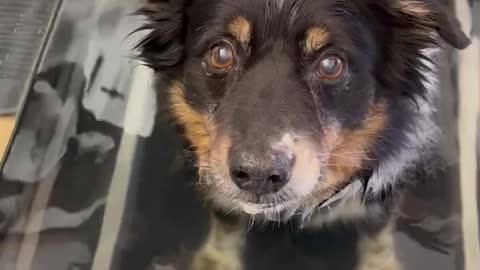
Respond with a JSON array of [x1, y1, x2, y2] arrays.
[[235, 200, 304, 221], [201, 164, 364, 221], [202, 133, 369, 221], [237, 200, 297, 215], [230, 179, 365, 221]]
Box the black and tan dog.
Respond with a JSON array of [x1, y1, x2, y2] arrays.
[[135, 0, 469, 269]]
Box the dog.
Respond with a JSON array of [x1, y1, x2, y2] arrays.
[[135, 0, 470, 269]]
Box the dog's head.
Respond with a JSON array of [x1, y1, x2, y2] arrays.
[[137, 0, 469, 220]]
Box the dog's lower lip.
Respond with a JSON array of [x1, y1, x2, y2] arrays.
[[238, 200, 294, 215]]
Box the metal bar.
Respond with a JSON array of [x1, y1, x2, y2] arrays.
[[456, 0, 480, 269]]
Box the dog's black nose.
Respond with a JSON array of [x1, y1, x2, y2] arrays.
[[230, 149, 292, 195]]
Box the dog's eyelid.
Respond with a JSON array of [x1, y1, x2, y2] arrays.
[[192, 40, 216, 58], [210, 33, 250, 54], [202, 38, 242, 76], [319, 48, 347, 59], [301, 47, 351, 84], [302, 44, 348, 64], [192, 36, 233, 58]]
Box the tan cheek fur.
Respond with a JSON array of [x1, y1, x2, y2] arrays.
[[168, 81, 213, 164], [208, 135, 232, 181], [326, 102, 387, 186], [290, 141, 323, 195], [273, 134, 322, 196]]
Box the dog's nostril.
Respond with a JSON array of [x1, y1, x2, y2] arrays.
[[267, 174, 282, 184], [233, 170, 249, 181], [229, 149, 292, 195]]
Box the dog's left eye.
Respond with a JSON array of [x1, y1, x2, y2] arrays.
[[208, 42, 235, 71], [318, 54, 345, 80]]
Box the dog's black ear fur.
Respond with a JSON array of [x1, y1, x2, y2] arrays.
[[135, 0, 188, 71], [366, 0, 470, 100], [373, 0, 470, 49]]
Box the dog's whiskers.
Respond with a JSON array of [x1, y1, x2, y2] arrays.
[[317, 181, 341, 192], [248, 216, 256, 231], [225, 206, 239, 215]]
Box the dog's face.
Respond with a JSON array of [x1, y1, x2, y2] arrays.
[[138, 0, 469, 219]]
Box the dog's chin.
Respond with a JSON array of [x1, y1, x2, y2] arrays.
[[206, 189, 311, 221], [208, 185, 333, 222], [220, 187, 363, 226], [236, 200, 303, 221], [207, 177, 364, 222]]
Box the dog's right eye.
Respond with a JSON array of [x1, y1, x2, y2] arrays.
[[207, 42, 235, 71], [318, 54, 345, 80]]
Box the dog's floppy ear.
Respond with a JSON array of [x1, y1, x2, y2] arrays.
[[135, 0, 188, 71], [373, 0, 470, 49]]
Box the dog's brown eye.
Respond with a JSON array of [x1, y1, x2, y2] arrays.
[[318, 54, 344, 79], [209, 43, 235, 70]]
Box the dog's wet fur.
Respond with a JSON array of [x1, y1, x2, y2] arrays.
[[135, 0, 469, 269]]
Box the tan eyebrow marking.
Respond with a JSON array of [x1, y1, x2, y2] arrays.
[[227, 16, 252, 44], [304, 26, 330, 54]]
